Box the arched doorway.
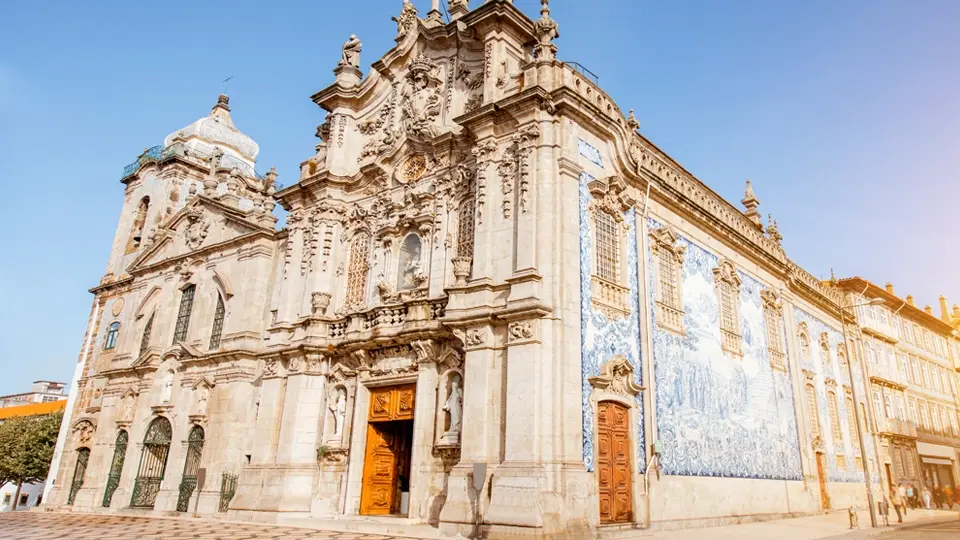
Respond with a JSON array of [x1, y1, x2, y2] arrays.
[[176, 425, 205, 512], [102, 430, 128, 507], [131, 417, 172, 508], [67, 447, 90, 505], [596, 401, 632, 524]]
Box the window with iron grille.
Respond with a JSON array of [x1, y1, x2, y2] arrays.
[[139, 313, 154, 357], [104, 322, 120, 350], [172, 285, 196, 345], [806, 383, 820, 438], [828, 391, 842, 442], [845, 395, 859, 446], [457, 198, 475, 259], [209, 294, 225, 349], [594, 211, 618, 283], [345, 233, 370, 307], [658, 249, 678, 309]]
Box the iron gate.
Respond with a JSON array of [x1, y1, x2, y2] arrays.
[[131, 417, 172, 508], [67, 447, 90, 505], [102, 430, 128, 507], [176, 425, 205, 512], [218, 472, 238, 513]]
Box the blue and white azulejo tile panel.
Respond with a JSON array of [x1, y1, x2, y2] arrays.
[[579, 172, 645, 473], [578, 139, 603, 168], [648, 219, 802, 481], [793, 307, 878, 483]]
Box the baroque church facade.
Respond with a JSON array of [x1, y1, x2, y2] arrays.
[[48, 1, 909, 537]]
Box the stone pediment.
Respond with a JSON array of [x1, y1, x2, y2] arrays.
[[128, 196, 267, 273]]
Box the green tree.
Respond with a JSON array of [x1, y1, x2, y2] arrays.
[[0, 411, 63, 510]]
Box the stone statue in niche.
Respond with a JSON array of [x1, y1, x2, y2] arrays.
[[396, 234, 424, 291], [441, 376, 463, 443], [339, 35, 362, 68], [332, 388, 347, 437], [194, 387, 209, 416], [121, 393, 135, 421], [160, 371, 174, 403]]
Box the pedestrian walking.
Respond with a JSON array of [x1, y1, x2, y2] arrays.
[[890, 489, 903, 523], [879, 495, 890, 526], [922, 486, 932, 509], [897, 484, 908, 516]]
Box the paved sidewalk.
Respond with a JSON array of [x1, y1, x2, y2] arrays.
[[646, 508, 958, 540]]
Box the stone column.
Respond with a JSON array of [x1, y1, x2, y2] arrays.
[[439, 331, 503, 536], [408, 355, 443, 523]]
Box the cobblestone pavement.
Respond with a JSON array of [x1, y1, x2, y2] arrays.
[[873, 518, 960, 539], [0, 512, 414, 540]]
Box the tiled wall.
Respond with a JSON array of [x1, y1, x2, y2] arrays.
[[579, 171, 645, 473], [793, 307, 877, 483], [647, 221, 803, 480]]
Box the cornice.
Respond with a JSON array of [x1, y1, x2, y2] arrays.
[[128, 229, 275, 278]]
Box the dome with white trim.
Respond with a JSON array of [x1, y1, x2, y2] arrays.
[[163, 94, 260, 172]]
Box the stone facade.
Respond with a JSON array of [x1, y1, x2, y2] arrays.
[[46, 1, 958, 538]]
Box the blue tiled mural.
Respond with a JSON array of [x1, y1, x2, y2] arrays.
[[793, 308, 877, 483], [579, 173, 645, 473], [648, 221, 803, 480]]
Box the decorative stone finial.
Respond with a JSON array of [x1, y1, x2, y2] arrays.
[[742, 180, 762, 229], [449, 0, 469, 19], [626, 109, 639, 131], [214, 94, 231, 112], [532, 0, 559, 61], [765, 213, 782, 246], [393, 0, 419, 41]]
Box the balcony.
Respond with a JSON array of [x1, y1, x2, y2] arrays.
[[868, 362, 908, 390], [876, 417, 918, 439]]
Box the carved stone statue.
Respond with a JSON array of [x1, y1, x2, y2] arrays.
[[160, 371, 174, 403], [194, 387, 209, 416], [333, 388, 347, 437], [443, 377, 463, 437], [393, 0, 419, 40], [121, 394, 135, 421], [532, 0, 559, 61], [339, 35, 362, 68]]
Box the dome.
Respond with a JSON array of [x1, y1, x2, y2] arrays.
[[163, 94, 260, 169]]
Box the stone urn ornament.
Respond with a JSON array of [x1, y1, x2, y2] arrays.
[[451, 256, 472, 286], [311, 291, 332, 316]]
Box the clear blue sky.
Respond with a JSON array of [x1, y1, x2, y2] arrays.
[[1, 0, 958, 396]]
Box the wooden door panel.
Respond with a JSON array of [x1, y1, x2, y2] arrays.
[[368, 385, 417, 422], [597, 401, 633, 524], [360, 424, 397, 515], [394, 386, 416, 420], [369, 389, 393, 422]]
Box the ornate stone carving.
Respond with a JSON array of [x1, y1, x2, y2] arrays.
[[471, 139, 496, 225], [497, 145, 518, 219], [588, 356, 644, 397], [339, 35, 362, 68], [454, 326, 485, 349], [288, 357, 303, 374], [532, 0, 559, 61], [587, 176, 635, 222], [514, 124, 540, 213], [451, 256, 472, 286], [183, 210, 210, 250], [74, 420, 95, 446], [399, 153, 427, 183], [263, 358, 280, 379], [392, 0, 418, 40], [401, 53, 443, 140], [760, 289, 782, 315], [311, 291, 332, 316], [508, 320, 536, 343]]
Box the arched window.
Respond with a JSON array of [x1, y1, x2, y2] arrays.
[[139, 313, 154, 357], [125, 197, 150, 254], [650, 226, 685, 334], [396, 233, 423, 291], [845, 393, 859, 446], [172, 285, 196, 344], [344, 233, 370, 308], [209, 294, 225, 349], [761, 290, 785, 371], [827, 389, 842, 442], [799, 326, 811, 360], [457, 198, 475, 259], [104, 322, 120, 350], [805, 383, 820, 439], [713, 259, 742, 356], [819, 333, 831, 366], [594, 211, 619, 283]]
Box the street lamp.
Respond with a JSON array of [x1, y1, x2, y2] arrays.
[[839, 296, 884, 528]]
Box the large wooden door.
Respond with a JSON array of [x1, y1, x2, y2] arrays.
[[816, 453, 830, 509], [597, 401, 632, 524], [360, 424, 398, 515]]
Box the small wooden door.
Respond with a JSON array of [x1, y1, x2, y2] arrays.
[[597, 401, 632, 524], [816, 452, 830, 509], [360, 424, 398, 515]]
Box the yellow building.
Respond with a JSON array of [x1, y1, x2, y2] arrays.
[[836, 278, 960, 498]]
